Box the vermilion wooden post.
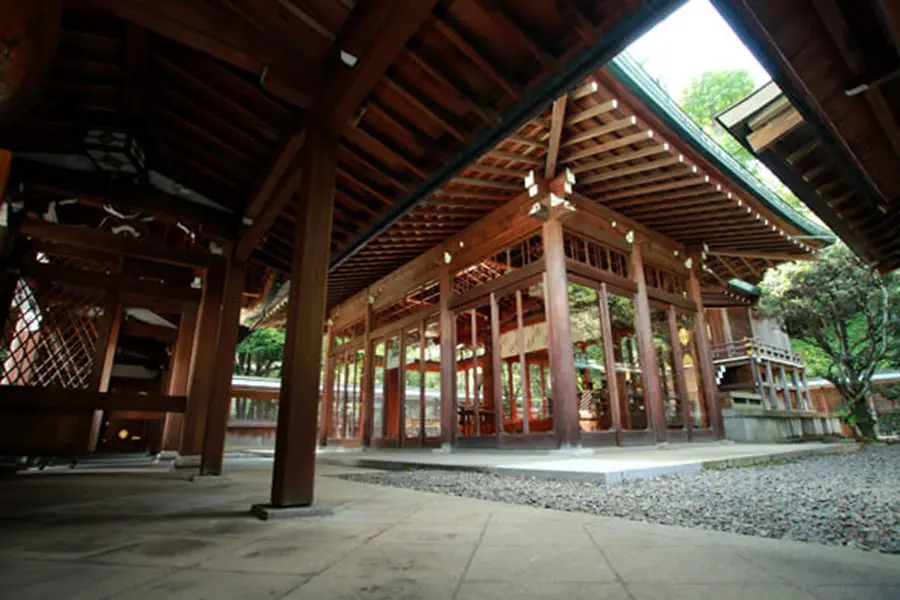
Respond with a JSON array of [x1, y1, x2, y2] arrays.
[[179, 255, 227, 462], [270, 126, 335, 507], [470, 309, 480, 436], [631, 240, 667, 442], [687, 266, 725, 438], [668, 305, 692, 438], [361, 304, 375, 446], [515, 289, 528, 434], [86, 294, 123, 452], [160, 301, 199, 452], [200, 258, 247, 475], [418, 319, 426, 444], [541, 215, 580, 447], [439, 265, 457, 448], [397, 327, 406, 445]]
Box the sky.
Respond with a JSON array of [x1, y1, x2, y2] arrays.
[[626, 0, 770, 99]]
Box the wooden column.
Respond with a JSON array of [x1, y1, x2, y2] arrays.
[[630, 241, 666, 442], [687, 266, 725, 438], [270, 126, 335, 508], [319, 325, 335, 445], [200, 258, 247, 475], [470, 309, 480, 436], [418, 319, 426, 444], [397, 328, 406, 444], [361, 303, 375, 446], [541, 216, 579, 447], [0, 149, 20, 332], [490, 292, 503, 439], [86, 294, 123, 452], [179, 255, 227, 459], [668, 305, 692, 436], [720, 308, 733, 343], [751, 358, 765, 407], [439, 265, 457, 448], [779, 366, 792, 410], [801, 369, 814, 410], [160, 302, 199, 452], [515, 289, 528, 434], [764, 360, 780, 409]]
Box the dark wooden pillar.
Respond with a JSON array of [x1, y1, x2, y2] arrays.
[[200, 258, 247, 475], [598, 283, 622, 434], [0, 149, 22, 341], [688, 266, 724, 438], [320, 325, 335, 445], [270, 126, 335, 507], [439, 265, 457, 448], [668, 305, 692, 436], [490, 292, 503, 439], [631, 241, 667, 442], [86, 294, 123, 452], [179, 255, 227, 460], [362, 303, 375, 446], [541, 216, 579, 447], [161, 301, 199, 452], [515, 289, 528, 433], [397, 327, 406, 444]]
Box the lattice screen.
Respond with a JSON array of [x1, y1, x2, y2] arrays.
[[1, 276, 107, 389]]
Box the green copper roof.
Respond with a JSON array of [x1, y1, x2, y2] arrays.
[[606, 52, 833, 240]]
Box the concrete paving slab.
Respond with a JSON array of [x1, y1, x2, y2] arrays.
[[1, 458, 897, 600], [312, 441, 857, 483]]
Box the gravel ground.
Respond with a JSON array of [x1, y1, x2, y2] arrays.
[[342, 445, 900, 552]]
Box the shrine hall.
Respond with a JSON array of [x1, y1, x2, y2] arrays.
[[2, 0, 896, 514]]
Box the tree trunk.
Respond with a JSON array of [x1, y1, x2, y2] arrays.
[[850, 394, 876, 440]]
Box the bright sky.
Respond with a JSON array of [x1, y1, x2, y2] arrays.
[[626, 0, 770, 99]]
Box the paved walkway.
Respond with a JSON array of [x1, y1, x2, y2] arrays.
[[310, 441, 856, 482], [1, 459, 897, 599]]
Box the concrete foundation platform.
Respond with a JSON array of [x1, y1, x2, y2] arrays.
[[250, 503, 334, 520], [308, 441, 858, 483]]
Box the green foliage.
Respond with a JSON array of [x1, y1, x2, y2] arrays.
[[234, 327, 285, 377], [758, 244, 899, 438], [679, 70, 811, 216]]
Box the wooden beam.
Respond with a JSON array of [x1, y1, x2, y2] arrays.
[[271, 126, 336, 507], [562, 130, 655, 164], [580, 156, 684, 185], [570, 143, 670, 175], [87, 294, 123, 452], [596, 176, 710, 201], [19, 261, 200, 303], [20, 220, 209, 269], [72, 0, 314, 107], [708, 249, 817, 262], [160, 302, 198, 452], [565, 99, 618, 127], [747, 107, 804, 152], [121, 319, 178, 344], [0, 386, 187, 412], [562, 116, 638, 148], [319, 0, 439, 132], [17, 160, 237, 241], [545, 95, 568, 178]]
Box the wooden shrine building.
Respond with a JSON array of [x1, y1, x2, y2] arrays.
[[0, 0, 885, 512]]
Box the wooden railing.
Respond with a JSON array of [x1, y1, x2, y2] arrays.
[[711, 337, 804, 365]]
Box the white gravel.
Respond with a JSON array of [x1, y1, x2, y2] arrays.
[[342, 445, 900, 552]]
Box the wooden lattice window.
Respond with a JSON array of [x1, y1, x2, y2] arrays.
[[563, 232, 629, 279], [643, 264, 687, 296], [1, 277, 106, 389], [373, 279, 440, 330]]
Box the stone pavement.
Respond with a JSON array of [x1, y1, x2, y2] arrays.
[[311, 441, 857, 483], [0, 459, 897, 600]]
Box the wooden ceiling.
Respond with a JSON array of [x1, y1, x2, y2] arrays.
[[712, 0, 900, 272], [3, 0, 688, 309]]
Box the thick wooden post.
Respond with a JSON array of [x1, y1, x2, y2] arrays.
[[470, 309, 480, 436], [179, 255, 227, 461], [800, 369, 813, 410], [397, 327, 406, 444], [668, 305, 691, 436], [631, 241, 667, 442], [541, 216, 579, 447], [764, 360, 780, 409], [160, 302, 199, 453], [515, 289, 528, 434], [720, 308, 733, 343], [361, 303, 375, 446], [320, 325, 335, 445], [86, 294, 123, 452], [200, 258, 247, 475], [598, 283, 622, 433], [490, 292, 503, 439], [270, 126, 335, 507], [687, 266, 725, 438], [0, 149, 19, 332], [439, 265, 457, 448], [418, 319, 426, 444]]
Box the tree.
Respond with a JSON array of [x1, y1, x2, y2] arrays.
[[232, 327, 285, 421], [757, 244, 899, 438], [679, 70, 812, 216]]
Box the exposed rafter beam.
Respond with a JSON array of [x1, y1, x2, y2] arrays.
[[545, 95, 568, 178]]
